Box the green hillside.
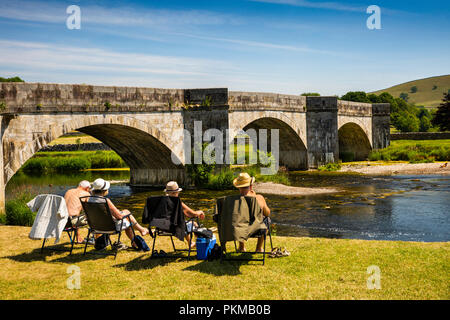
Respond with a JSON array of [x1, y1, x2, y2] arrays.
[[371, 75, 450, 108]]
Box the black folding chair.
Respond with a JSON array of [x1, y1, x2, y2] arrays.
[[143, 196, 197, 259], [80, 196, 134, 259], [40, 218, 77, 255], [150, 217, 199, 259]]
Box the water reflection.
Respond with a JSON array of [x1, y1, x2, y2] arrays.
[[5, 170, 450, 242]]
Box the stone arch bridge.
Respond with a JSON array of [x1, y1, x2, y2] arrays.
[[0, 83, 390, 212]]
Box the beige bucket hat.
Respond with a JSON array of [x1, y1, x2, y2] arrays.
[[164, 181, 182, 193], [233, 172, 255, 188]]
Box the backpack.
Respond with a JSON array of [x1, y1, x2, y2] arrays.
[[207, 244, 222, 261], [94, 234, 110, 250], [133, 235, 150, 252]]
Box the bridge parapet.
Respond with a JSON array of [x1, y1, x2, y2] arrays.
[[372, 103, 390, 116], [229, 91, 306, 112], [0, 82, 185, 113], [337, 100, 372, 116]]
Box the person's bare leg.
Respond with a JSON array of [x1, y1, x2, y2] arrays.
[[255, 237, 264, 252], [238, 241, 246, 252], [185, 234, 196, 248], [75, 228, 84, 243], [255, 230, 268, 252], [127, 215, 149, 236]]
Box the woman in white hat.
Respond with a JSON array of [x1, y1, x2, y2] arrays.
[[164, 181, 205, 248], [90, 178, 149, 249]]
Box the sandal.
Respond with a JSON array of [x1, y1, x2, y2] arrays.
[[269, 247, 279, 258]]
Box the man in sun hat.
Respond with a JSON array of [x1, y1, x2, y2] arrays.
[[164, 181, 205, 248], [233, 172, 271, 252], [64, 180, 92, 244]]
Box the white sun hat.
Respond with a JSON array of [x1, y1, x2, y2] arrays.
[[91, 178, 111, 191]]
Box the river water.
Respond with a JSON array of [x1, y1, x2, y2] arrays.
[[6, 170, 450, 242]]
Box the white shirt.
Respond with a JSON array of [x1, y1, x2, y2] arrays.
[[27, 194, 69, 244]]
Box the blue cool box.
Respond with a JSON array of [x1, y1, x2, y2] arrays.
[[196, 237, 216, 260]]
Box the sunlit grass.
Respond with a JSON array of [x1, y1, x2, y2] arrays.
[[0, 226, 448, 300]]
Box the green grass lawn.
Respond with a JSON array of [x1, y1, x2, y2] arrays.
[[48, 133, 101, 145], [0, 226, 448, 300]]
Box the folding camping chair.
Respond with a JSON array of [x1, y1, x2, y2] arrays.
[[232, 216, 274, 254], [214, 195, 273, 265], [80, 196, 134, 259], [28, 193, 78, 255], [142, 196, 198, 259], [40, 218, 77, 255]]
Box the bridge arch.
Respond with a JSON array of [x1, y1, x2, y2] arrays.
[[338, 122, 372, 161], [2, 114, 185, 186], [231, 114, 308, 170]]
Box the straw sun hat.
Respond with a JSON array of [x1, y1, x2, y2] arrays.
[[164, 181, 182, 193], [233, 172, 255, 188]]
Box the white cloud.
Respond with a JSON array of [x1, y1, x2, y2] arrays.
[[249, 0, 364, 12], [0, 0, 242, 26], [0, 40, 235, 79]]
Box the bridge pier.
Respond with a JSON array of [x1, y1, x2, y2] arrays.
[[130, 168, 187, 187], [372, 103, 391, 149], [306, 97, 339, 168]]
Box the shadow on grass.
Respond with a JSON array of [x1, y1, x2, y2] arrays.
[[4, 242, 115, 264], [113, 252, 258, 276], [182, 259, 245, 276], [113, 252, 189, 271]]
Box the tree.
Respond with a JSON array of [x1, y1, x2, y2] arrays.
[[301, 93, 320, 96], [367, 93, 381, 103], [340, 91, 370, 103], [419, 116, 431, 132], [0, 76, 24, 82], [399, 92, 409, 102], [410, 86, 418, 93], [432, 93, 450, 131], [396, 113, 420, 132]]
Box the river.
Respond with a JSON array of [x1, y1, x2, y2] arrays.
[[6, 170, 450, 242]]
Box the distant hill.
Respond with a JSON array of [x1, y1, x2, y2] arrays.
[[371, 75, 450, 108]]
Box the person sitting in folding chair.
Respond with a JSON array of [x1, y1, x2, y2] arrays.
[[164, 181, 205, 249], [89, 178, 149, 250], [64, 180, 93, 244], [233, 173, 271, 253]]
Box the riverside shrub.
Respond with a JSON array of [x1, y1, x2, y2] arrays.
[[5, 192, 35, 226]]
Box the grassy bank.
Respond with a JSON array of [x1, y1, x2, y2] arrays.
[[22, 150, 128, 173], [368, 139, 450, 163], [0, 226, 448, 299]]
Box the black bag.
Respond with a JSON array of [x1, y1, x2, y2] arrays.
[[94, 234, 110, 250], [133, 235, 150, 252], [194, 228, 213, 239], [207, 244, 222, 261]]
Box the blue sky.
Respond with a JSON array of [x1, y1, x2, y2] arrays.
[[0, 0, 449, 95]]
